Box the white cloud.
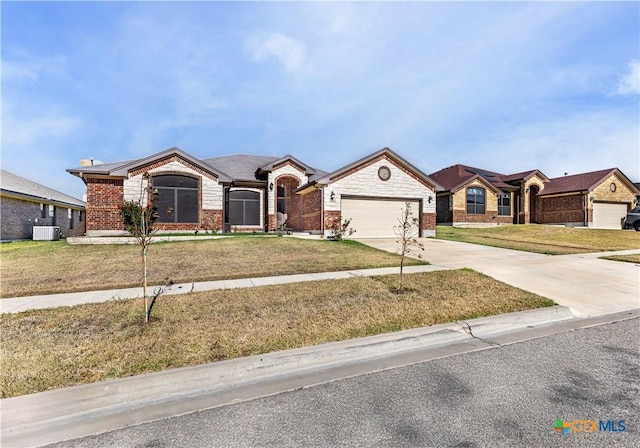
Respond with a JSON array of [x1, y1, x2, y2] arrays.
[[3, 111, 81, 147], [616, 60, 640, 95], [458, 110, 640, 181], [1, 54, 67, 83], [249, 32, 306, 72]]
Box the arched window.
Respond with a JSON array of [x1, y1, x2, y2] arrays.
[[152, 175, 199, 223], [466, 187, 485, 214], [227, 190, 260, 226]]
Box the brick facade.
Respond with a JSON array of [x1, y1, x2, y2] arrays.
[[85, 178, 125, 233], [295, 188, 322, 231], [537, 194, 585, 225], [422, 212, 436, 232], [1, 196, 85, 240], [323, 210, 341, 232]]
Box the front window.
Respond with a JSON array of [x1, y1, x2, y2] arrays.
[[466, 187, 485, 214], [227, 190, 260, 226], [277, 185, 287, 214], [498, 193, 511, 216], [153, 175, 199, 223]]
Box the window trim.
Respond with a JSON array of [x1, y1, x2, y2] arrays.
[[152, 174, 200, 224], [466, 187, 486, 215], [227, 189, 261, 226], [498, 193, 511, 216]]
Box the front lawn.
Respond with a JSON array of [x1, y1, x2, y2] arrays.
[[0, 237, 424, 298], [600, 254, 640, 264], [436, 225, 640, 255], [0, 269, 554, 398]]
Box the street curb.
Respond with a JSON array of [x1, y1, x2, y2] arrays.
[[1, 305, 579, 448]]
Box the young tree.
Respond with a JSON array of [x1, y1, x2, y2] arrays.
[[394, 202, 424, 293], [327, 215, 356, 241], [121, 172, 159, 322]]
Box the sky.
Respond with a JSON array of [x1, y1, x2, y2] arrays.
[[2, 1, 639, 200]]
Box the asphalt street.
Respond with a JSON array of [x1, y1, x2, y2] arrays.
[[45, 317, 639, 448]]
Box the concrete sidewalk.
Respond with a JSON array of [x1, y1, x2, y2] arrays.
[[8, 306, 638, 448], [0, 264, 448, 314]]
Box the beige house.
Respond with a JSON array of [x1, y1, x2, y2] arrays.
[[67, 147, 442, 238], [430, 165, 638, 229]]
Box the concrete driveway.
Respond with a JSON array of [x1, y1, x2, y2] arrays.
[[356, 238, 640, 318]]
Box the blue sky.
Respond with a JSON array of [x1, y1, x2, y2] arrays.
[[2, 1, 639, 200]]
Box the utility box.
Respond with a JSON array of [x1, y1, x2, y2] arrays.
[[33, 226, 61, 241]]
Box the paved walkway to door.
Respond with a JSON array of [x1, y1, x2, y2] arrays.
[[356, 238, 640, 318]]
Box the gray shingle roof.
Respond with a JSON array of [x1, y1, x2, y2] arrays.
[[203, 154, 280, 181], [1, 170, 85, 207]]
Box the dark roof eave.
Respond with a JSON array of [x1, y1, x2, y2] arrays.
[[1, 189, 85, 208]]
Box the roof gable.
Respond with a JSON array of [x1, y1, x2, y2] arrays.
[[68, 147, 233, 183], [317, 147, 443, 191], [430, 164, 548, 194], [256, 155, 317, 176]]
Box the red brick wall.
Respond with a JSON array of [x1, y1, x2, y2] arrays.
[[537, 195, 585, 224], [153, 210, 223, 232], [86, 178, 124, 231], [268, 214, 277, 231], [324, 211, 341, 232], [202, 210, 223, 232], [289, 189, 322, 231], [422, 212, 436, 231], [453, 210, 499, 223]]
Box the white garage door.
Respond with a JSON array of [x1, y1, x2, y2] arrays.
[[592, 203, 627, 229], [341, 198, 420, 238]]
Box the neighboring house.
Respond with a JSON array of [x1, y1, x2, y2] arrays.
[[430, 165, 550, 225], [536, 168, 639, 229], [430, 165, 639, 229], [1, 169, 86, 240], [66, 147, 441, 238]]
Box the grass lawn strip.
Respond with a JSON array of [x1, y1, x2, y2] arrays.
[[436, 225, 640, 255], [599, 254, 640, 264], [0, 269, 554, 398], [0, 238, 423, 298]]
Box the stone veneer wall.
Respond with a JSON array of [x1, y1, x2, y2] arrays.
[[450, 180, 512, 224], [323, 155, 437, 234], [589, 174, 636, 205]]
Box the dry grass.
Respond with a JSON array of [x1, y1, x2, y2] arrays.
[[0, 237, 423, 298], [600, 254, 640, 264], [0, 269, 553, 398], [436, 225, 640, 255]]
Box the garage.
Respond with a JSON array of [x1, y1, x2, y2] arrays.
[[341, 197, 420, 238], [592, 202, 627, 229]]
